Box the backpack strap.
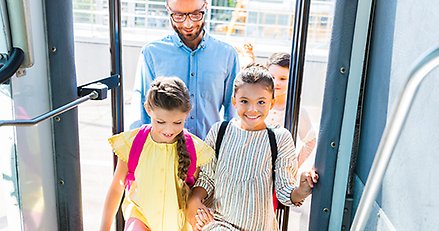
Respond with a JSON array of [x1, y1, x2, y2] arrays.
[[266, 128, 278, 183], [268, 127, 290, 212], [125, 125, 198, 190], [125, 124, 151, 191], [214, 122, 283, 211], [215, 121, 229, 158], [183, 130, 197, 187], [215, 123, 279, 186], [215, 123, 278, 178]]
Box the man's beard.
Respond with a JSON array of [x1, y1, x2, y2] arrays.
[[172, 21, 205, 44]]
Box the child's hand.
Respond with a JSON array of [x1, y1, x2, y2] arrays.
[[186, 197, 203, 230], [195, 208, 214, 230], [291, 170, 319, 206], [298, 170, 319, 197], [187, 196, 213, 231], [291, 170, 319, 205]]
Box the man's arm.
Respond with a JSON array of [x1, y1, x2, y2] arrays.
[[223, 49, 240, 121], [128, 51, 155, 129]]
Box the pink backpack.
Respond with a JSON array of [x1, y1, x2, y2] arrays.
[[124, 124, 197, 191]]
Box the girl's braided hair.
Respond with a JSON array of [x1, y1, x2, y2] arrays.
[[146, 77, 192, 207]]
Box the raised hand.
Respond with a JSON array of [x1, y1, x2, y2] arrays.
[[298, 170, 319, 196], [291, 169, 319, 205]]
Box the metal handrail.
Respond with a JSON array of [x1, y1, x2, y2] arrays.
[[0, 91, 98, 127], [350, 46, 439, 231]]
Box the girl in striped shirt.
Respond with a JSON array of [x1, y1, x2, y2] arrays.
[[186, 64, 319, 231]]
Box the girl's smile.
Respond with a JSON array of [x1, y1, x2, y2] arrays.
[[232, 83, 274, 131], [145, 107, 188, 144]]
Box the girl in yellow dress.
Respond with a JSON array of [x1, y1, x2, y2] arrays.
[[100, 77, 214, 231]]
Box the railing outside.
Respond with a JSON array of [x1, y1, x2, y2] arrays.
[[72, 0, 334, 52]]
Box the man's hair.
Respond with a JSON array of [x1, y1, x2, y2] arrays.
[[267, 52, 290, 68], [233, 63, 275, 99]]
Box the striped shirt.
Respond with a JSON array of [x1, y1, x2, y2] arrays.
[[194, 119, 298, 231]]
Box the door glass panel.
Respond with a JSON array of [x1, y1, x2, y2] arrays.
[[288, 1, 334, 230], [72, 0, 335, 230], [72, 1, 115, 230], [0, 83, 21, 231], [0, 0, 21, 229]]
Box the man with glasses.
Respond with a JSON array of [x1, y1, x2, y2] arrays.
[[129, 0, 240, 139]]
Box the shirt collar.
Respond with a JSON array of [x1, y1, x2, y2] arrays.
[[199, 31, 209, 49], [170, 30, 209, 50]]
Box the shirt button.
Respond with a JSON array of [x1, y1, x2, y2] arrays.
[[190, 116, 194, 119], [190, 93, 194, 97], [190, 72, 195, 77], [191, 52, 195, 56]]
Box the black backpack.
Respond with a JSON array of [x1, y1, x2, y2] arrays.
[[214, 121, 289, 230]]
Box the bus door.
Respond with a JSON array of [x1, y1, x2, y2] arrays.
[[0, 0, 58, 230], [284, 0, 335, 230], [1, 0, 119, 230]]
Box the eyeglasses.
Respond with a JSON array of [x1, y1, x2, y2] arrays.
[[167, 4, 206, 23], [170, 11, 205, 23]]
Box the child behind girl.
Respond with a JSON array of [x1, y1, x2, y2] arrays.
[[265, 52, 316, 169], [187, 64, 319, 231], [266, 52, 318, 231], [100, 77, 214, 231]]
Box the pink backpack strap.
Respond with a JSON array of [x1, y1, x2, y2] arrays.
[[125, 124, 151, 191], [125, 125, 197, 190], [183, 129, 197, 187]]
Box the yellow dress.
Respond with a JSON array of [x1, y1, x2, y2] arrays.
[[108, 128, 214, 231]]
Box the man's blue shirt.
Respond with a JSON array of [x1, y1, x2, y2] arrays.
[[130, 32, 239, 139]]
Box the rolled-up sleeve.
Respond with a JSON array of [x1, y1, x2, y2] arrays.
[[274, 128, 299, 206], [193, 122, 220, 198], [193, 158, 216, 198]]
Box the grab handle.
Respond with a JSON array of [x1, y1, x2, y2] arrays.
[[0, 88, 103, 127], [0, 47, 25, 84]]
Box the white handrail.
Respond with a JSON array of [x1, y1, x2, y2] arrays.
[[350, 46, 439, 231]]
